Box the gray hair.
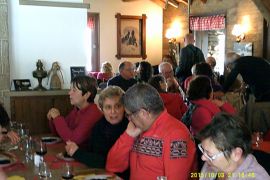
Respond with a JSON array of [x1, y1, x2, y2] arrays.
[[158, 62, 173, 73], [98, 86, 124, 110], [122, 83, 164, 114]]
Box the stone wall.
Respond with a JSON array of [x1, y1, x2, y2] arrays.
[[163, 0, 264, 57], [0, 0, 10, 111]]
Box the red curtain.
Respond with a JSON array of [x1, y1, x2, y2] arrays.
[[190, 15, 225, 31]]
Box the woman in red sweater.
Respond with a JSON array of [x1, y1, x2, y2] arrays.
[[186, 75, 236, 136], [47, 76, 102, 147], [148, 75, 187, 121]]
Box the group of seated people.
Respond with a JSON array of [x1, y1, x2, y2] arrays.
[[45, 57, 269, 179], [1, 51, 270, 179]]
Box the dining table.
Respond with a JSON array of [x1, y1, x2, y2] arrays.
[[2, 135, 119, 180]]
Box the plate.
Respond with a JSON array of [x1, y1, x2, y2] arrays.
[[41, 136, 61, 144], [85, 174, 113, 180], [74, 174, 113, 180], [56, 152, 74, 161], [0, 152, 16, 168]]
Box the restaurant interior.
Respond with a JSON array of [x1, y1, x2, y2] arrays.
[[0, 0, 270, 179]]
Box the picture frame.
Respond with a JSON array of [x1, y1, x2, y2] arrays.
[[13, 79, 31, 91], [233, 42, 253, 56], [115, 13, 147, 59], [70, 66, 86, 80]]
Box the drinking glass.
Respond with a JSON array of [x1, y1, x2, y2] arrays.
[[35, 140, 47, 162], [157, 176, 167, 180], [61, 163, 74, 180], [38, 161, 52, 179]]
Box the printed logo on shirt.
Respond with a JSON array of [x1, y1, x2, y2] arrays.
[[170, 140, 187, 159], [133, 137, 163, 157]]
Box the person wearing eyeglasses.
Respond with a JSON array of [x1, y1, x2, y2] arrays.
[[107, 61, 137, 91], [197, 113, 269, 180], [106, 83, 196, 180]]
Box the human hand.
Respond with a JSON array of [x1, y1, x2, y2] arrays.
[[126, 121, 142, 138], [65, 140, 79, 156], [47, 108, 60, 120], [7, 131, 20, 144]]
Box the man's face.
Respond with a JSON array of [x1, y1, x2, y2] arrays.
[[125, 108, 150, 132], [120, 62, 135, 80], [160, 65, 174, 79]]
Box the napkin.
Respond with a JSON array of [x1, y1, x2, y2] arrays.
[[7, 175, 25, 180]]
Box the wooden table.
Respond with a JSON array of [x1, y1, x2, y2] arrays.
[[5, 141, 118, 179]]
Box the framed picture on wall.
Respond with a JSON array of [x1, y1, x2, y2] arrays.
[[115, 13, 147, 59], [233, 42, 253, 56], [70, 66, 86, 80]]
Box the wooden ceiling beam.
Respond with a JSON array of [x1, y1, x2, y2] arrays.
[[251, 0, 270, 23]]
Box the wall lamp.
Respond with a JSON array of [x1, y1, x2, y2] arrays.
[[232, 24, 245, 42]]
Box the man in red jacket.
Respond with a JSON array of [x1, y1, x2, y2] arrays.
[[106, 83, 196, 180]]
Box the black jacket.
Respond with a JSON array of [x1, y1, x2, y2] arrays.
[[176, 44, 205, 83], [223, 56, 270, 101]]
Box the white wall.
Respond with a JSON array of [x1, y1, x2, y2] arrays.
[[8, 0, 163, 89], [86, 0, 163, 72], [9, 0, 87, 89]]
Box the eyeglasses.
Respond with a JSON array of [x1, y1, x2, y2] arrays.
[[125, 109, 140, 119], [198, 143, 226, 162]]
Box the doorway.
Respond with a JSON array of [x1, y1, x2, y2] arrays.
[[194, 30, 225, 74], [87, 13, 100, 71]]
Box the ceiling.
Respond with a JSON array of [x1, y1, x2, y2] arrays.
[[123, 0, 270, 23]]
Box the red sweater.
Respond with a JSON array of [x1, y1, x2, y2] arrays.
[[106, 110, 196, 180], [190, 99, 236, 135], [160, 93, 187, 121], [49, 103, 102, 146]]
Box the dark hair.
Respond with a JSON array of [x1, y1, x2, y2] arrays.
[[194, 62, 213, 78], [119, 61, 127, 72], [197, 113, 252, 159], [137, 61, 153, 83], [71, 75, 97, 103], [187, 75, 212, 101], [0, 103, 10, 127], [148, 75, 166, 93], [122, 83, 164, 114]]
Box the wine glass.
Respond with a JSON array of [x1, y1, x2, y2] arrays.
[[35, 140, 47, 162], [38, 161, 52, 178], [61, 163, 74, 180]]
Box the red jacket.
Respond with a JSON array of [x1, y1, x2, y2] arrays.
[[106, 110, 196, 180], [160, 93, 187, 121], [49, 103, 102, 146], [190, 99, 236, 135]]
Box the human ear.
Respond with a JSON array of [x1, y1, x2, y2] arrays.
[[231, 147, 243, 162]]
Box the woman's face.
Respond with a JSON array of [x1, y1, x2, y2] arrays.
[[102, 96, 125, 125], [68, 84, 89, 109]]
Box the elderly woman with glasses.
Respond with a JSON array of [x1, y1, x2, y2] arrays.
[[197, 113, 269, 180], [65, 86, 128, 168]]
